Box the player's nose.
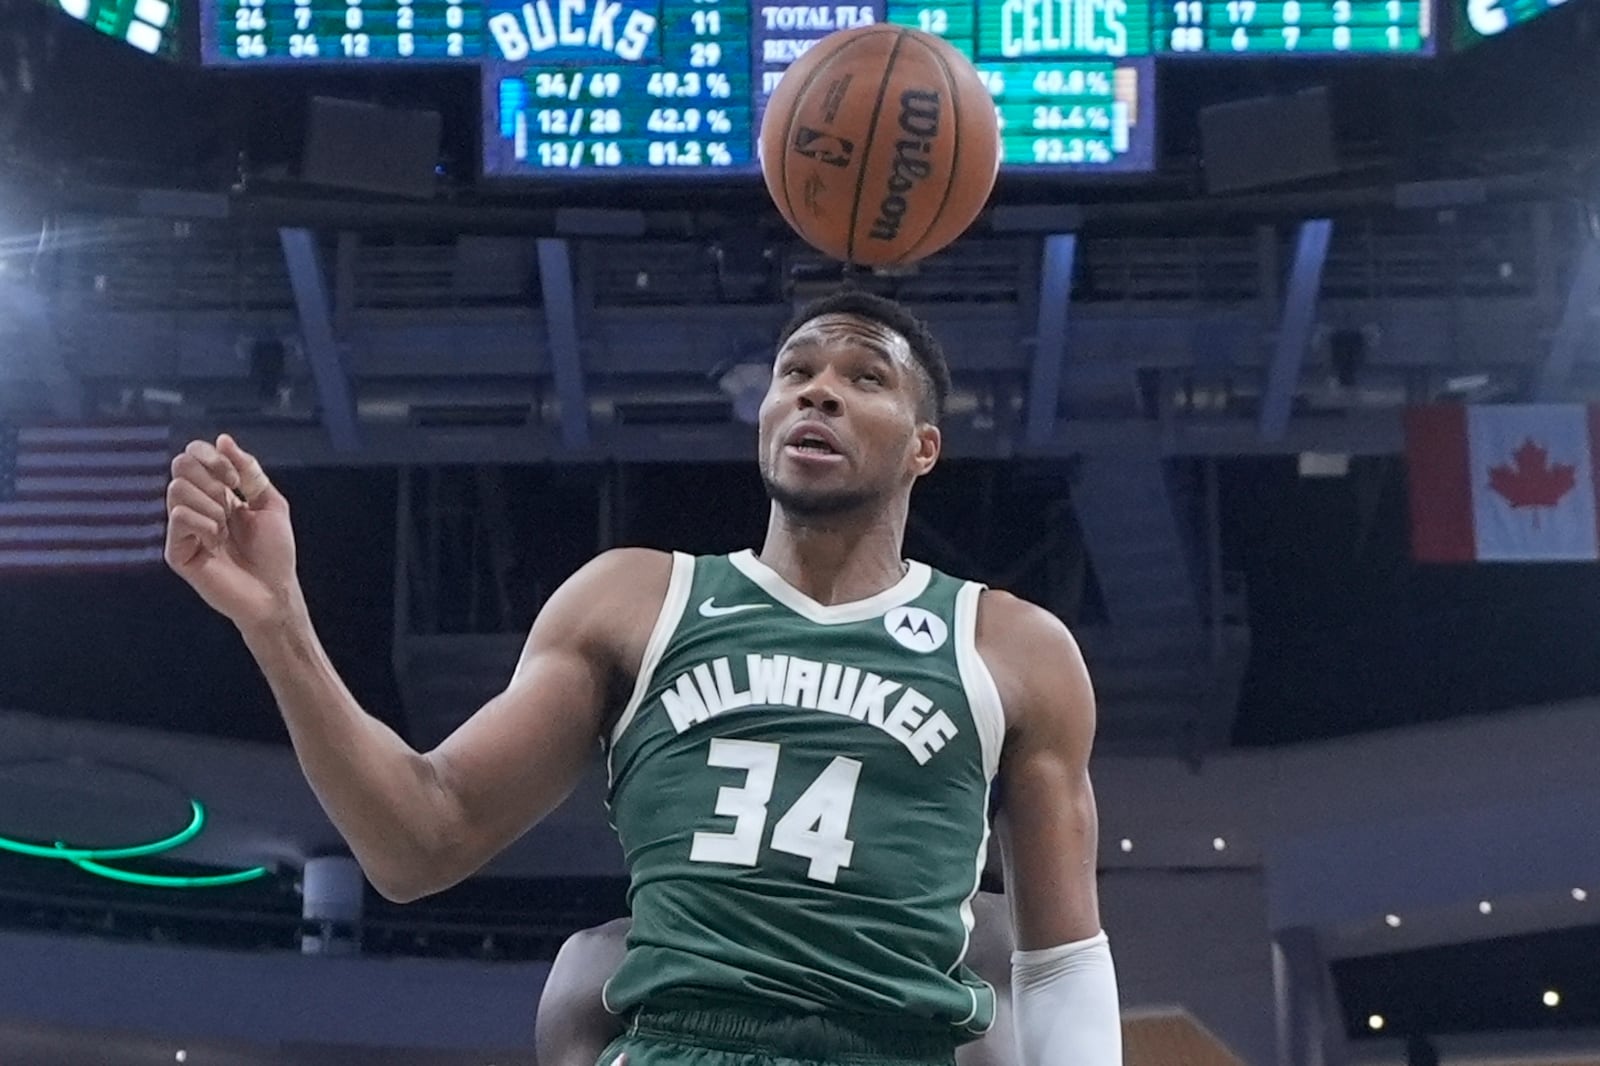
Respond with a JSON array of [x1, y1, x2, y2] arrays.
[[796, 371, 844, 415]]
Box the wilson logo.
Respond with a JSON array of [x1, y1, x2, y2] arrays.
[[867, 89, 941, 244]]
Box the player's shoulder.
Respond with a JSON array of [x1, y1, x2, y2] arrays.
[[556, 548, 677, 609], [577, 546, 677, 584], [531, 549, 677, 660], [559, 915, 632, 958], [546, 916, 630, 992], [972, 587, 1081, 659], [971, 588, 1091, 730]]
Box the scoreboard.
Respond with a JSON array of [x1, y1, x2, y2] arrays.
[[480, 3, 1156, 177], [1155, 0, 1430, 53], [202, 0, 1436, 65], [209, 0, 477, 58], [198, 0, 1438, 179], [44, 0, 182, 58]]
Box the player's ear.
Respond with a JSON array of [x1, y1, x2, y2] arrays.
[[910, 423, 940, 477]]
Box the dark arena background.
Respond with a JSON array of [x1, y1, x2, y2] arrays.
[[1, 0, 1599, 1059]]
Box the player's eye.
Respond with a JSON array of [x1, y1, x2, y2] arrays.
[[856, 371, 884, 386]]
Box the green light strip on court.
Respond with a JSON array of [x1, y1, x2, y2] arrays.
[[0, 799, 268, 888]]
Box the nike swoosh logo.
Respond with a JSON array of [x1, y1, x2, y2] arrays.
[[699, 597, 770, 618]]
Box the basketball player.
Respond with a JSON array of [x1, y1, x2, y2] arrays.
[[163, 290, 1121, 1066]]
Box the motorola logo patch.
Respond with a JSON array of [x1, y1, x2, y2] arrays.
[[884, 606, 948, 653], [793, 126, 855, 168]]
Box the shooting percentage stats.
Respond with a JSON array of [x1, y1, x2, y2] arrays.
[[480, 0, 1157, 177]]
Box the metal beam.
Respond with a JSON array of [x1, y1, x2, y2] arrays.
[[472, 465, 519, 630], [1260, 219, 1333, 441], [333, 231, 360, 338], [1025, 234, 1077, 446], [391, 466, 415, 725], [1274, 927, 1352, 1066], [536, 237, 591, 449], [1532, 237, 1600, 401], [47, 294, 1558, 384], [278, 228, 361, 453]]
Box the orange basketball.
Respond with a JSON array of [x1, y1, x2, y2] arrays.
[[758, 25, 1001, 268]]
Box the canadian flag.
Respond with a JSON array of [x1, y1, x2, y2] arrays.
[[1405, 404, 1600, 562]]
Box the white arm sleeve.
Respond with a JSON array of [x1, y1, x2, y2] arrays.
[[1011, 931, 1123, 1066]]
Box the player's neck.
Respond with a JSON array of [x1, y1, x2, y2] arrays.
[[757, 502, 908, 607]]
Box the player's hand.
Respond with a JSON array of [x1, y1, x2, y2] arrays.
[[164, 434, 299, 630]]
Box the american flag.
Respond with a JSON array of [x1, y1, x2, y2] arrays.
[[0, 424, 172, 573]]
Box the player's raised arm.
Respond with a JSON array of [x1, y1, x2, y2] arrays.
[[165, 434, 670, 903], [979, 592, 1121, 1066]]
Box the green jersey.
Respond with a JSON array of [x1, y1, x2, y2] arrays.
[[601, 550, 1005, 1041]]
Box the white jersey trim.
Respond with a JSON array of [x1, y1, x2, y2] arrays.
[[728, 549, 931, 625], [953, 582, 1006, 782], [952, 581, 1003, 1034], [607, 551, 696, 762], [951, 778, 997, 1033]]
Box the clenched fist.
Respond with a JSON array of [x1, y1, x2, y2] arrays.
[[165, 434, 299, 630]]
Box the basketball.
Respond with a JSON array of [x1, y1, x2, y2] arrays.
[[758, 25, 1001, 268]]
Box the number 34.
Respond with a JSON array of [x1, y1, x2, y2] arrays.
[[690, 739, 861, 884]]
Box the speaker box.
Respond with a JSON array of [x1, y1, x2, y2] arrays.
[[1198, 87, 1338, 195], [301, 96, 442, 199]]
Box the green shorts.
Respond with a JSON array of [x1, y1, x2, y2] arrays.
[[597, 1004, 960, 1066]]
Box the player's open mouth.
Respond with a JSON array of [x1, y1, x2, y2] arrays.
[[783, 424, 846, 463], [784, 442, 846, 464]]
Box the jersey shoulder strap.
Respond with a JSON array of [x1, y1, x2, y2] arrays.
[[950, 577, 1006, 780], [607, 550, 696, 751]]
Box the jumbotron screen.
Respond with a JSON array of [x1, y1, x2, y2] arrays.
[[45, 0, 183, 57], [199, 0, 1435, 178], [202, 0, 1434, 65], [481, 11, 1159, 177]]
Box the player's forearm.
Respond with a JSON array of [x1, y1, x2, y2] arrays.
[[240, 599, 453, 902], [1012, 931, 1121, 1066]]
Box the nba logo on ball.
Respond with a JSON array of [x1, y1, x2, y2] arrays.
[[885, 606, 948, 653], [793, 127, 855, 168]]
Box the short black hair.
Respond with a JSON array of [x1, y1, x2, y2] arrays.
[[777, 290, 952, 424]]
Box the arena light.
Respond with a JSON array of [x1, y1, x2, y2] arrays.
[[1367, 1014, 1385, 1031], [1478, 900, 1493, 915], [1543, 990, 1561, 1008], [1574, 888, 1589, 902], [175, 1051, 187, 1063], [1212, 837, 1227, 852], [71, 857, 269, 889], [0, 799, 205, 861], [1385, 914, 1402, 928], [0, 798, 268, 888], [1119, 838, 1133, 853]]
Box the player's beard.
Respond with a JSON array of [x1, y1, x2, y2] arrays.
[[760, 458, 877, 519]]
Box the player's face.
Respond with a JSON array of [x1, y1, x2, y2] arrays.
[[757, 313, 940, 518]]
